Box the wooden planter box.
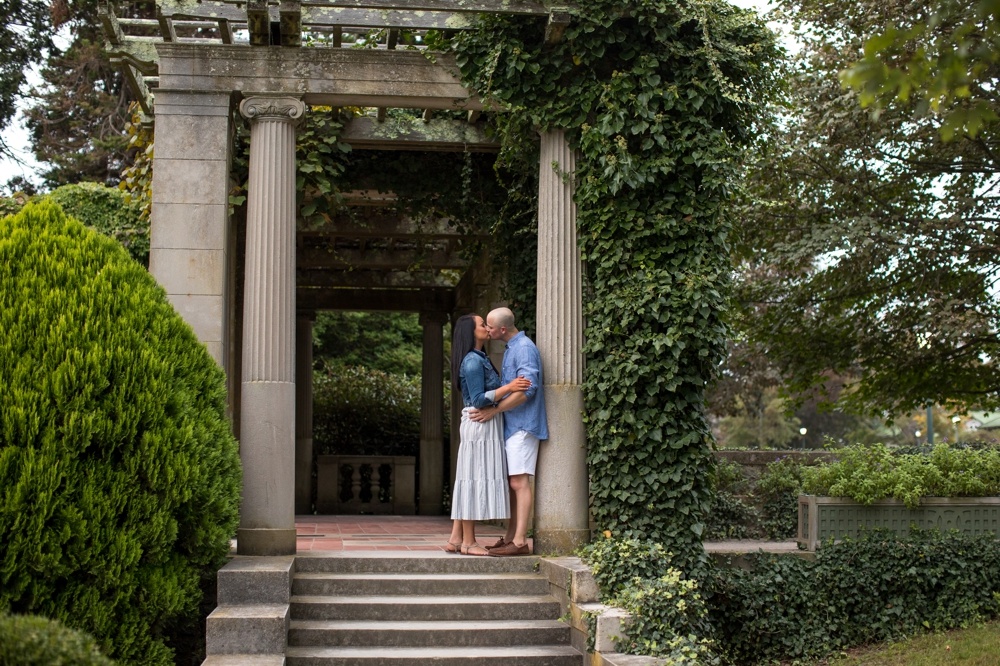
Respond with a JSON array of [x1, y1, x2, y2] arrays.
[[797, 495, 1000, 551]]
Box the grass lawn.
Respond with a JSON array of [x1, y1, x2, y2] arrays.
[[816, 620, 1000, 665]]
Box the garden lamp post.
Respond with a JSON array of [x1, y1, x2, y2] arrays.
[[952, 415, 961, 443], [799, 427, 808, 450]]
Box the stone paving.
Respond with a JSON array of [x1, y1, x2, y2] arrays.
[[292, 515, 801, 557], [294, 515, 505, 552]]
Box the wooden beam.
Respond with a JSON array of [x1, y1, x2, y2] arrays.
[[297, 268, 458, 288], [98, 2, 124, 46], [339, 116, 500, 152], [301, 0, 547, 15], [247, 0, 271, 46], [111, 58, 154, 115], [297, 287, 455, 312], [545, 8, 572, 44], [298, 246, 468, 270], [280, 0, 302, 47], [299, 213, 487, 239], [156, 7, 178, 42]]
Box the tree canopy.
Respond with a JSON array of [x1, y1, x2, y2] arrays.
[[735, 0, 1000, 418], [0, 0, 52, 162]]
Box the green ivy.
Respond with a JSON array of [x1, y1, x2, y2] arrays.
[[451, 0, 780, 566], [707, 531, 1000, 664]]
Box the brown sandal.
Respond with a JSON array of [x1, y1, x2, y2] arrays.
[[461, 544, 489, 556]]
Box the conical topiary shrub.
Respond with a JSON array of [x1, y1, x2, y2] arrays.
[[0, 202, 241, 665]]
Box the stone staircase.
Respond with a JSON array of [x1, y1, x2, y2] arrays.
[[204, 552, 584, 665]]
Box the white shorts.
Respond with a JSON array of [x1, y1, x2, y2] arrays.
[[505, 430, 540, 476]]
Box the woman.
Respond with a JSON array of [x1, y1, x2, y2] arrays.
[[445, 314, 530, 555]]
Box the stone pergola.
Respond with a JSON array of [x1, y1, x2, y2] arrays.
[[102, 0, 588, 556]]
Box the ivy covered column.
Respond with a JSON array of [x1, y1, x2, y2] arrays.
[[535, 129, 590, 553], [295, 313, 314, 515], [419, 310, 448, 514], [237, 94, 305, 555]]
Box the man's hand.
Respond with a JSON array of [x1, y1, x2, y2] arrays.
[[468, 405, 498, 423]]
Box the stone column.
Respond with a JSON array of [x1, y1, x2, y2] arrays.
[[237, 94, 304, 555], [295, 314, 314, 515], [418, 311, 447, 514], [148, 91, 233, 368], [534, 129, 590, 554]]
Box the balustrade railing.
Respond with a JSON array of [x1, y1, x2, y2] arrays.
[[316, 455, 416, 514]]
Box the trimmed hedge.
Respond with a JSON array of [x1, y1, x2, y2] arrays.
[[707, 531, 1000, 664], [0, 613, 115, 666], [0, 202, 241, 665]]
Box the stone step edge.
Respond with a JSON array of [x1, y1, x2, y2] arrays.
[[291, 594, 556, 605], [290, 619, 567, 631], [285, 645, 582, 657]]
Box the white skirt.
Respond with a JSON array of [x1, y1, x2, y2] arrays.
[[450, 408, 510, 521]]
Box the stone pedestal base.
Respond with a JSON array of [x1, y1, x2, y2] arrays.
[[533, 527, 592, 556], [236, 528, 297, 556], [534, 385, 589, 555]]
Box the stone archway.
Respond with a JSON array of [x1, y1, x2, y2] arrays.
[[102, 0, 589, 556]]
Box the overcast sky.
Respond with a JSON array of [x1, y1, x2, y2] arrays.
[[0, 0, 773, 191]]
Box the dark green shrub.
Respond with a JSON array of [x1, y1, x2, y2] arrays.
[[313, 362, 423, 458], [45, 183, 149, 266], [1, 184, 149, 266], [706, 531, 1000, 664], [705, 459, 752, 540], [0, 202, 241, 665], [0, 613, 115, 666], [756, 456, 804, 539]]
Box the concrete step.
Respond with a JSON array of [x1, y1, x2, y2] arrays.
[[284, 645, 582, 666], [290, 595, 561, 622], [294, 552, 539, 574], [288, 619, 570, 647], [202, 656, 285, 666], [292, 572, 549, 596]]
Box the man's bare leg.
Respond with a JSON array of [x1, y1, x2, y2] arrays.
[[509, 473, 532, 547]]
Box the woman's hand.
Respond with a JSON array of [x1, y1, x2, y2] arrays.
[[508, 376, 531, 393]]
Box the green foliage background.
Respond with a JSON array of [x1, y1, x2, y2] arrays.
[[452, 0, 780, 565], [0, 202, 241, 665]]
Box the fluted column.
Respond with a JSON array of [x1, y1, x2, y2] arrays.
[[418, 310, 447, 514], [295, 314, 314, 515], [535, 129, 590, 554], [237, 94, 304, 555]]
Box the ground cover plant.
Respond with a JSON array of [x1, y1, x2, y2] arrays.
[[706, 531, 1000, 664], [0, 202, 241, 665]]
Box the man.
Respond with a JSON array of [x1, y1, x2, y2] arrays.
[[469, 307, 548, 556]]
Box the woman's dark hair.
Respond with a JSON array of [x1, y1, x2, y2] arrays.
[[451, 314, 478, 390]]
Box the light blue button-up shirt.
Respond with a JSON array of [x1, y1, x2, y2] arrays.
[[501, 331, 548, 441]]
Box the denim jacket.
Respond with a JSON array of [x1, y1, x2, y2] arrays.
[[460, 349, 501, 408]]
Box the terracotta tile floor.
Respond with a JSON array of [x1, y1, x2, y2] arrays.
[[294, 515, 506, 552]]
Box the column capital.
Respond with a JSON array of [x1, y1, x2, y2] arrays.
[[239, 94, 305, 123]]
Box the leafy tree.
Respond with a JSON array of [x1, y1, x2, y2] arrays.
[[312, 311, 424, 376], [0, 0, 52, 163], [737, 0, 1000, 417], [840, 0, 999, 141], [22, 0, 148, 187]]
